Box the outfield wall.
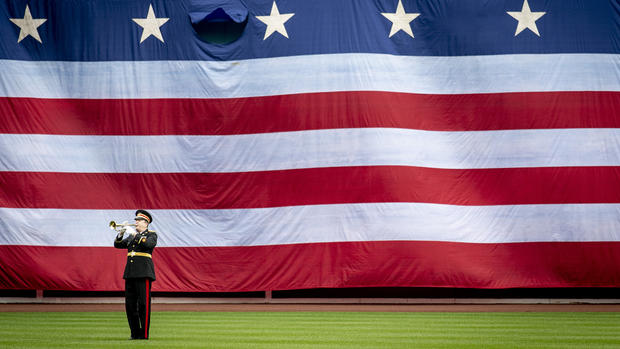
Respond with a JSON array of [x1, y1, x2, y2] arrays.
[[2, 288, 619, 304]]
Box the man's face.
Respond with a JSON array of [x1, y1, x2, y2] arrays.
[[135, 218, 148, 233]]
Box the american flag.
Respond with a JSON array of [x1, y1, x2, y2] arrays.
[[1, 0, 619, 292]]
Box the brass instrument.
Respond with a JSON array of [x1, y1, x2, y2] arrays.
[[109, 220, 136, 232]]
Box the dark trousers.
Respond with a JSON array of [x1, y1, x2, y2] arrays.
[[124, 278, 152, 339]]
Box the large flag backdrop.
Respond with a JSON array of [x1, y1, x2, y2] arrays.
[[1, 0, 620, 292]]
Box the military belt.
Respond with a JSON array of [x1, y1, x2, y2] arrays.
[[127, 251, 151, 258]]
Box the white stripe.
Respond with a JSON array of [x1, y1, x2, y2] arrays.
[[0, 53, 618, 98], [1, 204, 619, 247], [2, 128, 620, 172]]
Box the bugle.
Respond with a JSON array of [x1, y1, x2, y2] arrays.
[[109, 220, 136, 232]]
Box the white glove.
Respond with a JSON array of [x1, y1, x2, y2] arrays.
[[118, 221, 129, 233], [124, 225, 137, 236]]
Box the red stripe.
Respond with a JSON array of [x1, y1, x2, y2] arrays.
[[2, 166, 620, 209], [144, 279, 149, 339], [1, 242, 619, 291], [1, 91, 619, 135]]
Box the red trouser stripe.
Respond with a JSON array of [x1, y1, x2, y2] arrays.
[[144, 279, 149, 339]]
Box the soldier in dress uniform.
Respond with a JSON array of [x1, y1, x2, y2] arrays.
[[114, 209, 157, 340]]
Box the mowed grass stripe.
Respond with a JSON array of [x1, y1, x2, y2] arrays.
[[0, 311, 619, 348]]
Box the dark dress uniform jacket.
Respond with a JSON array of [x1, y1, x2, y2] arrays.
[[114, 231, 157, 281]]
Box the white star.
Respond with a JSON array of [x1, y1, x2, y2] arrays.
[[507, 0, 546, 37], [381, 0, 420, 38], [132, 4, 169, 43], [256, 1, 295, 40], [9, 5, 47, 44]]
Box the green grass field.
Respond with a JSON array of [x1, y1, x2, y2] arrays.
[[0, 311, 619, 348]]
